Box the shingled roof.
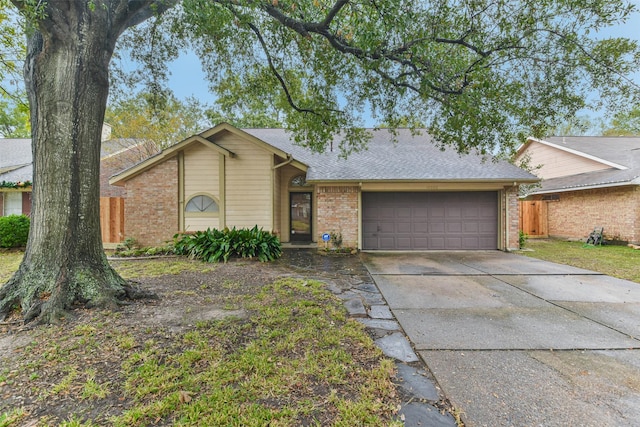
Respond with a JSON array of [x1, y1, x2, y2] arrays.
[[524, 136, 640, 194], [0, 138, 32, 183], [243, 128, 538, 182]]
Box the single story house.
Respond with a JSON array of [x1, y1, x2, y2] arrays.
[[515, 136, 640, 244], [110, 123, 538, 251]]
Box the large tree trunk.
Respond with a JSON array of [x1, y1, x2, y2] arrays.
[[0, 1, 154, 324]]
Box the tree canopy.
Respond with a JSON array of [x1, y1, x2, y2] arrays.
[[603, 107, 640, 136], [116, 0, 640, 154], [1, 0, 640, 324], [105, 91, 212, 150]]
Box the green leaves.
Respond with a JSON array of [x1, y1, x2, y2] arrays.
[[172, 1, 639, 154], [173, 226, 283, 263], [0, 214, 30, 248]]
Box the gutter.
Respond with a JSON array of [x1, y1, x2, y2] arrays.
[[525, 177, 639, 196], [273, 154, 294, 169]]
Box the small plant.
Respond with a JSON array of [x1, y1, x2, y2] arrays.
[[0, 214, 30, 248], [519, 230, 528, 249], [122, 237, 137, 250], [329, 231, 343, 248]]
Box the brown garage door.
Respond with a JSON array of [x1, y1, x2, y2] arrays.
[[362, 192, 498, 250]]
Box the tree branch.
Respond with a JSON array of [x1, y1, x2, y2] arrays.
[[244, 18, 337, 122]]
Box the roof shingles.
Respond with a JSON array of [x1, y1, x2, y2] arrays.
[[243, 128, 537, 182]]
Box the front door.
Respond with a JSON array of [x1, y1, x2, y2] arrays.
[[290, 192, 312, 242]]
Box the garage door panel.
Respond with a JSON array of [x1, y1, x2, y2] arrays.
[[380, 207, 395, 218], [430, 207, 445, 218], [397, 222, 412, 233], [413, 207, 428, 218], [479, 221, 497, 232], [362, 191, 498, 250], [447, 222, 462, 233], [429, 222, 445, 233], [379, 236, 395, 248], [396, 237, 412, 249], [429, 237, 445, 249], [379, 222, 395, 233], [414, 222, 429, 233], [463, 223, 479, 233], [446, 207, 462, 218]]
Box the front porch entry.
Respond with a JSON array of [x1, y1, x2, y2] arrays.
[[290, 192, 312, 242]]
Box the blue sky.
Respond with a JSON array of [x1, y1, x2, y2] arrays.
[[164, 7, 640, 112]]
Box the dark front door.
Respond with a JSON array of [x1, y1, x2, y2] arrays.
[[290, 192, 312, 242]]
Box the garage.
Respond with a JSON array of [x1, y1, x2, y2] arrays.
[[362, 192, 498, 250]]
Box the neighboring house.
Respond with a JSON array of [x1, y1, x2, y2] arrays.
[[0, 133, 155, 216], [0, 138, 32, 217], [0, 135, 153, 246], [516, 136, 640, 244], [110, 123, 538, 251]]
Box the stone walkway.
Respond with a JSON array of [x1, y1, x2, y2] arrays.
[[278, 249, 458, 427]]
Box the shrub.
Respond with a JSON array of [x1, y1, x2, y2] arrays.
[[519, 230, 528, 249], [173, 226, 282, 262], [0, 214, 30, 248]]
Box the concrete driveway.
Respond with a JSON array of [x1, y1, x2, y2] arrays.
[[361, 251, 640, 427]]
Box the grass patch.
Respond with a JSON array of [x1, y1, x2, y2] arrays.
[[519, 239, 640, 283], [0, 251, 216, 281], [0, 277, 401, 426], [0, 250, 22, 283]]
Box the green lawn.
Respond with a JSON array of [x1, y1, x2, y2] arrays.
[[0, 250, 22, 283], [519, 239, 640, 283], [0, 252, 403, 426]]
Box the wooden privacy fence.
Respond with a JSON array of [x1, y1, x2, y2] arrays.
[[100, 197, 124, 244], [519, 200, 548, 238]]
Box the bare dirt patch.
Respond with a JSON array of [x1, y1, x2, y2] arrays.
[[0, 256, 400, 426]]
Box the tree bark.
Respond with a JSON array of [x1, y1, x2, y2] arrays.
[[0, 1, 156, 324]]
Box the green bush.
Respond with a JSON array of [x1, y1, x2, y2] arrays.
[[519, 230, 528, 249], [173, 226, 282, 263], [0, 214, 30, 248]]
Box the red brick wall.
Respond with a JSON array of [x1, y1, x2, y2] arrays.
[[506, 187, 520, 250], [538, 186, 639, 243], [124, 158, 179, 246], [316, 185, 359, 248]]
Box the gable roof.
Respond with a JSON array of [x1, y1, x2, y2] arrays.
[[521, 136, 640, 195], [243, 128, 537, 182], [111, 125, 537, 184]]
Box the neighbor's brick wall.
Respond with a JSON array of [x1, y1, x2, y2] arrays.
[[124, 158, 179, 246], [506, 187, 520, 250], [316, 185, 359, 248], [536, 186, 639, 243]]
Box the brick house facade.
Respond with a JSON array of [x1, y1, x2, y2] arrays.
[[516, 136, 640, 244], [124, 158, 179, 246], [528, 186, 639, 243], [316, 186, 360, 248], [111, 124, 536, 251]]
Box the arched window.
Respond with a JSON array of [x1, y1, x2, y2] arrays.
[[290, 175, 308, 187], [185, 195, 219, 213]]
